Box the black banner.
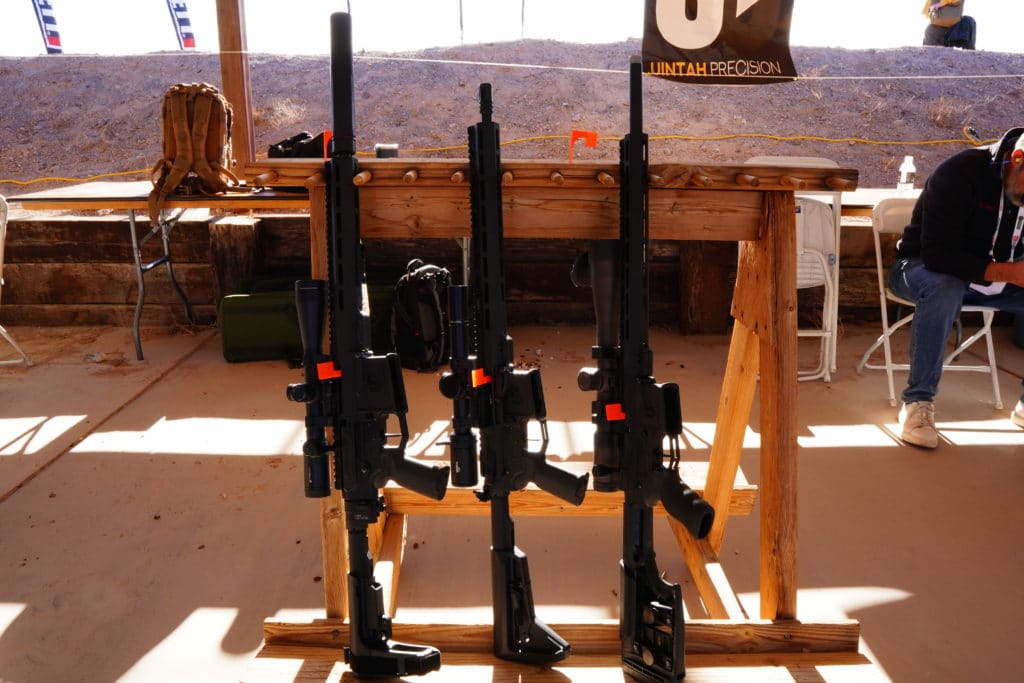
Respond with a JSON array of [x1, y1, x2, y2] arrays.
[[642, 0, 797, 84]]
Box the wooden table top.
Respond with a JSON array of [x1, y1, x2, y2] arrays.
[[9, 180, 310, 211], [841, 187, 920, 209]]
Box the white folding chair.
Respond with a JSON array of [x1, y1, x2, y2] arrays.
[[746, 157, 842, 382], [855, 197, 1002, 408], [0, 195, 33, 366]]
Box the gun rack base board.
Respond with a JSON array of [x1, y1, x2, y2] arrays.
[[248, 621, 883, 682]]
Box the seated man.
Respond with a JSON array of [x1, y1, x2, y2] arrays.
[[922, 0, 964, 46], [890, 127, 1024, 448]]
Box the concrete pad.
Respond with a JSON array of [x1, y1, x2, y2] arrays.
[[0, 326, 215, 500], [0, 322, 1022, 682]]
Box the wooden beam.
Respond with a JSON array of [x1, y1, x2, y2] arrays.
[[305, 170, 345, 620], [382, 459, 755, 517], [249, 651, 888, 683], [383, 479, 756, 517], [668, 520, 748, 620], [252, 160, 854, 240], [755, 191, 799, 621], [318, 494, 347, 619], [705, 321, 761, 553], [216, 0, 256, 176], [263, 618, 861, 656], [247, 160, 856, 194], [374, 513, 407, 618], [247, 647, 885, 682]]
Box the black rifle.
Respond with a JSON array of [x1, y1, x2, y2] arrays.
[[438, 83, 590, 663], [575, 57, 715, 683], [285, 12, 450, 679]]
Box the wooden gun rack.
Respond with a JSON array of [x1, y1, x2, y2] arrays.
[[246, 157, 877, 680]]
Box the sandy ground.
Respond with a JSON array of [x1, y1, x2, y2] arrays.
[[3, 37, 1024, 683], [3, 42, 1024, 196], [1, 321, 1023, 681]]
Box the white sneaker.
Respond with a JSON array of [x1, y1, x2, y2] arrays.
[[898, 401, 938, 449], [1012, 400, 1024, 429]]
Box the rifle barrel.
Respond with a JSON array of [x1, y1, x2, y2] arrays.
[[329, 12, 355, 156]]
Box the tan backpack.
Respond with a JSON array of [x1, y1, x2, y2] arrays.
[[148, 82, 239, 226]]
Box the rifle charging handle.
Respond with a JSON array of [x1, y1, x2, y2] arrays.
[[286, 382, 315, 403], [438, 372, 462, 399], [577, 367, 604, 392]]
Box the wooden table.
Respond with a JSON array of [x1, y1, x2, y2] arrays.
[[841, 187, 921, 221], [250, 157, 864, 669], [9, 180, 310, 359]]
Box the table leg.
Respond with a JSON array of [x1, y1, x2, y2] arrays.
[[128, 210, 146, 361], [129, 209, 194, 360], [159, 216, 194, 324]]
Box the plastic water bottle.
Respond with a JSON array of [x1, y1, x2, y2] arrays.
[[897, 155, 916, 196]]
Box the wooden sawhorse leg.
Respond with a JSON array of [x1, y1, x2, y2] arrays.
[[672, 191, 798, 622]]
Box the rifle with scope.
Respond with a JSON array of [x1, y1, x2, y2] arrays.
[[285, 12, 450, 679], [574, 57, 716, 683], [438, 83, 590, 664]]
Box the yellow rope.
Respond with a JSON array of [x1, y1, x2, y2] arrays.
[[0, 168, 149, 186], [650, 132, 999, 146], [383, 131, 996, 156], [0, 131, 998, 186]]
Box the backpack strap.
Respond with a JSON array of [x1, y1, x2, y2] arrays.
[[148, 85, 197, 226], [190, 84, 239, 194]]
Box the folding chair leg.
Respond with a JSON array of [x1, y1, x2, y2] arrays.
[[0, 324, 32, 367], [982, 312, 1003, 410], [881, 329, 898, 408]]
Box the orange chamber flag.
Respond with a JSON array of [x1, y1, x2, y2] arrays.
[[642, 0, 798, 84]]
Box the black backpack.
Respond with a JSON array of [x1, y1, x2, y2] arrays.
[[390, 259, 452, 372], [267, 131, 327, 158]]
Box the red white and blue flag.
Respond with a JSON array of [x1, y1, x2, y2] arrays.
[[166, 1, 196, 50], [30, 0, 62, 54]]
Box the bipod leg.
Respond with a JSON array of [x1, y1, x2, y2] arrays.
[[489, 492, 570, 663], [344, 501, 441, 678], [620, 503, 685, 683]]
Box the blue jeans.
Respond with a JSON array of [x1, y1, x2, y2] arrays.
[[888, 257, 1024, 404]]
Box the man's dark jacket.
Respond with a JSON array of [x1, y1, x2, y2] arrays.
[[897, 127, 1024, 284]]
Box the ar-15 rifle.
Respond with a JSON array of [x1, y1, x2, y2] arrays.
[[574, 57, 716, 683], [438, 83, 590, 664], [285, 12, 450, 679]]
